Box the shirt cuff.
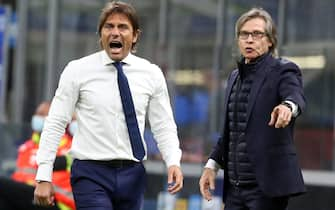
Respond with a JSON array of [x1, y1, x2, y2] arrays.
[[35, 163, 53, 182], [284, 100, 299, 117], [164, 149, 182, 168], [204, 159, 221, 173]]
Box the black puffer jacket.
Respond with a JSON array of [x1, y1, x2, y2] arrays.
[[226, 61, 257, 186]]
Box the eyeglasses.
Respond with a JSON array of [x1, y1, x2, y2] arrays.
[[238, 31, 267, 40]]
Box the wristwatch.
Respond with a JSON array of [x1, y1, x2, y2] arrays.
[[281, 101, 293, 112]]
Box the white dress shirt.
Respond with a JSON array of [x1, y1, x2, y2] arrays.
[[36, 51, 182, 182]]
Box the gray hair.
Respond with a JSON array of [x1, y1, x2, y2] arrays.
[[235, 7, 278, 57]]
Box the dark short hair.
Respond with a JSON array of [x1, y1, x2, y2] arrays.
[[235, 7, 278, 56], [97, 1, 140, 51]]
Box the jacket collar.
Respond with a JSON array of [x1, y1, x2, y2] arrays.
[[237, 53, 271, 79]]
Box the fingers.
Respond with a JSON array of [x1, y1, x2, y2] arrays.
[[268, 109, 276, 126], [33, 182, 55, 207], [199, 180, 212, 201], [268, 105, 292, 128], [33, 193, 54, 206], [199, 168, 216, 201], [167, 166, 183, 194], [33, 196, 54, 207]]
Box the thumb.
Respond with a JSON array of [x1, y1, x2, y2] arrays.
[[48, 195, 55, 206], [48, 185, 56, 206], [167, 169, 174, 184], [209, 180, 215, 191]]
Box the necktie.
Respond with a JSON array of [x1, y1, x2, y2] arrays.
[[113, 62, 145, 160]]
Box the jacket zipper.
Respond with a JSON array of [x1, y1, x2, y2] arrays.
[[233, 75, 241, 186]]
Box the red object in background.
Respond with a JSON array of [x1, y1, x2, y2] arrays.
[[295, 128, 334, 170]]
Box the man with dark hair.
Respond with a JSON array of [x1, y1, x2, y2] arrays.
[[34, 1, 183, 210], [199, 7, 306, 210]]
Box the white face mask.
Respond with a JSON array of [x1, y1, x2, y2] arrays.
[[31, 115, 45, 133], [68, 121, 78, 136]]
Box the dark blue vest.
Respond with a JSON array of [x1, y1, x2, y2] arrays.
[[227, 61, 257, 186]]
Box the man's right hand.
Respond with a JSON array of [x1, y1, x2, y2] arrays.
[[33, 181, 55, 207], [199, 168, 216, 201]]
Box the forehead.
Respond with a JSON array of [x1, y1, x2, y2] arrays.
[[240, 17, 266, 31], [105, 12, 132, 24]]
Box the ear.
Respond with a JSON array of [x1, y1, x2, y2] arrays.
[[132, 29, 141, 44], [99, 38, 103, 49]]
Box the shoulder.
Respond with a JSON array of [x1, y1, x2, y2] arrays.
[[275, 57, 300, 70], [130, 54, 159, 68], [61, 51, 102, 77], [68, 51, 102, 67], [129, 54, 163, 75], [266, 56, 304, 82]]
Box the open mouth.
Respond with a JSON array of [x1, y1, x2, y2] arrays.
[[109, 41, 123, 49], [245, 47, 253, 52]]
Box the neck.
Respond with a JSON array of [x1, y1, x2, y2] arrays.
[[244, 53, 268, 64]]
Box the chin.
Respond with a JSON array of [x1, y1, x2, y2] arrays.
[[245, 54, 257, 60], [110, 54, 122, 61]]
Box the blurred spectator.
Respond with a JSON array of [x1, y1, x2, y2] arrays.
[[174, 87, 192, 127], [0, 101, 76, 210], [173, 84, 210, 163]]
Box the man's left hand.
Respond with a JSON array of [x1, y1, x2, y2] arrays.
[[268, 104, 292, 128], [167, 165, 183, 194]]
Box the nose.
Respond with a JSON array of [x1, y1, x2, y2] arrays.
[[110, 27, 120, 36], [246, 34, 254, 42]]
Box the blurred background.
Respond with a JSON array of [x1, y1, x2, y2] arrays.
[[0, 0, 334, 209]]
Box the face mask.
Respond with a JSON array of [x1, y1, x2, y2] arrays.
[[68, 121, 78, 136], [31, 115, 45, 133]]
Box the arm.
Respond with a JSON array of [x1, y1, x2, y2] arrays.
[[33, 181, 55, 206], [268, 61, 306, 128], [268, 101, 298, 128], [167, 165, 183, 194], [147, 65, 183, 194], [34, 154, 72, 206], [34, 62, 79, 206], [199, 159, 221, 201]]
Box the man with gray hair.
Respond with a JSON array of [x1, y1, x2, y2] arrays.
[[199, 7, 305, 210]]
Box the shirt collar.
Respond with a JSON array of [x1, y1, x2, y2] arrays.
[[101, 50, 135, 67]]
